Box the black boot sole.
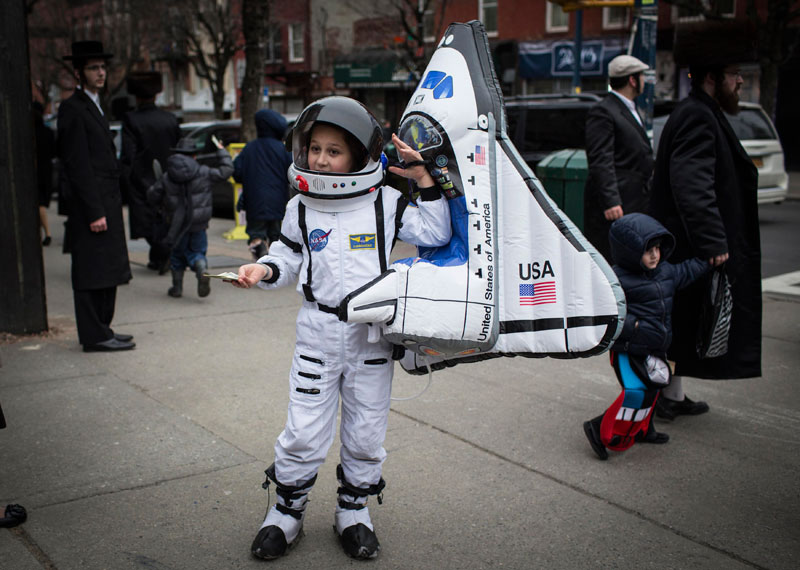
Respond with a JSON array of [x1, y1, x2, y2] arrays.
[[583, 420, 609, 460]]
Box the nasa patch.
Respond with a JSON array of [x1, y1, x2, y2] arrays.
[[308, 228, 332, 252]]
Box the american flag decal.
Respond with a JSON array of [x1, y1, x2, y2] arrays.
[[519, 281, 556, 306], [475, 145, 486, 165]]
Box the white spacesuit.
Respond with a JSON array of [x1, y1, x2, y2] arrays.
[[250, 97, 451, 561]]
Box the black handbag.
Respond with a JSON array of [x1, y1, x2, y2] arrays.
[[696, 264, 733, 359]]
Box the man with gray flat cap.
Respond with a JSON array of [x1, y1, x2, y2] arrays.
[[584, 54, 654, 260]]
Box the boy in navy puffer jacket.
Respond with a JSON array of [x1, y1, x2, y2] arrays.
[[148, 136, 233, 298], [584, 213, 708, 460]]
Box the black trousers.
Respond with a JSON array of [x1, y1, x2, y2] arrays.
[[73, 286, 117, 346]]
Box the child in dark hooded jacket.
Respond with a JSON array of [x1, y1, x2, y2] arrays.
[[584, 213, 708, 460], [147, 136, 233, 298], [233, 109, 293, 260]]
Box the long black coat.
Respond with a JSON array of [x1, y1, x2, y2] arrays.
[[584, 93, 654, 260], [120, 103, 182, 239], [650, 89, 761, 379], [58, 89, 131, 291]]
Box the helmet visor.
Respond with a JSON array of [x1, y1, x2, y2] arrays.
[[397, 115, 443, 153]]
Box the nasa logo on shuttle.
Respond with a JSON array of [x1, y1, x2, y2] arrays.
[[308, 228, 332, 252], [518, 261, 555, 280], [420, 70, 453, 99]]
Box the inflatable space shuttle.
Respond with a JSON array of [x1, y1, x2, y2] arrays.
[[341, 20, 626, 374]]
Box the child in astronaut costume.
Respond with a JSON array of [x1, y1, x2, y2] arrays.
[[233, 97, 451, 560]]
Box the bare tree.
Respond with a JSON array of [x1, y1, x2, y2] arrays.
[[26, 0, 167, 115], [389, 0, 450, 79], [239, 0, 270, 141], [664, 0, 800, 119], [168, 0, 243, 118]]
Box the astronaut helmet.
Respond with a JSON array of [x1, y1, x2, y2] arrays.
[[286, 97, 385, 211]]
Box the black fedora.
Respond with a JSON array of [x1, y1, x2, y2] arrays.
[[170, 137, 200, 155], [63, 40, 113, 62], [127, 71, 163, 98], [673, 21, 757, 67]]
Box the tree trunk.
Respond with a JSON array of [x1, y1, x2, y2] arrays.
[[213, 69, 227, 119], [759, 59, 779, 120], [240, 0, 269, 142]]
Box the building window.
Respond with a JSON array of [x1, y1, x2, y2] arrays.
[[716, 0, 736, 16], [480, 0, 498, 37], [678, 0, 735, 21], [602, 7, 628, 30], [265, 25, 282, 64], [546, 2, 569, 33], [289, 23, 304, 63], [424, 9, 436, 43]]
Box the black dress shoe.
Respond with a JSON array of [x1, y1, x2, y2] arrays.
[[655, 396, 710, 421], [114, 333, 134, 342], [83, 338, 136, 352], [583, 418, 608, 460]]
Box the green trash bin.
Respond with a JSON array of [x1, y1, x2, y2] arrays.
[[535, 149, 587, 232]]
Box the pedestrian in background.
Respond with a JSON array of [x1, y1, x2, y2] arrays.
[[583, 213, 708, 460], [232, 109, 292, 260], [58, 41, 134, 353], [33, 100, 55, 246], [148, 136, 233, 298], [583, 54, 654, 260], [650, 22, 762, 419], [121, 71, 182, 273]]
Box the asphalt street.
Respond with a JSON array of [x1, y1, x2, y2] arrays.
[[1, 193, 799, 569]]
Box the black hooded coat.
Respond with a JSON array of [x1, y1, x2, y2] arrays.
[[650, 89, 761, 379], [232, 109, 292, 222], [147, 149, 233, 248], [609, 213, 708, 359]]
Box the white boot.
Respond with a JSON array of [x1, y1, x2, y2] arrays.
[[334, 464, 384, 559], [251, 466, 315, 560]]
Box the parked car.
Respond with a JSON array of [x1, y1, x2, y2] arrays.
[[653, 100, 789, 205], [504, 93, 604, 169]]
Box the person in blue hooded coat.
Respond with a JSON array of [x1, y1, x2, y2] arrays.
[[583, 213, 708, 460], [233, 109, 293, 260]]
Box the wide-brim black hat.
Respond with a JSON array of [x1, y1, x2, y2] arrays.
[[170, 137, 200, 155], [63, 40, 113, 61], [127, 71, 163, 98], [673, 21, 757, 67]]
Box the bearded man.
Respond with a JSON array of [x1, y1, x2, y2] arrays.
[[650, 22, 761, 418]]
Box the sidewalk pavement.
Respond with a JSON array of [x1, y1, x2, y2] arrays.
[[1, 207, 799, 570]]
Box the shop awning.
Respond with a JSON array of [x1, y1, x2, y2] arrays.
[[519, 37, 627, 79], [334, 48, 414, 88]]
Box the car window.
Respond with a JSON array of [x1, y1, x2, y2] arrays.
[[509, 106, 590, 152], [183, 129, 208, 152], [724, 108, 777, 141]]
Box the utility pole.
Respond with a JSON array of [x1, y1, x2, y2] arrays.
[[572, 9, 584, 93], [630, 0, 658, 131], [0, 0, 48, 334]]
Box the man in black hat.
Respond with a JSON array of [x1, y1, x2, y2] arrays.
[[58, 41, 135, 352], [650, 22, 761, 417], [121, 71, 182, 273], [584, 54, 654, 260]]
